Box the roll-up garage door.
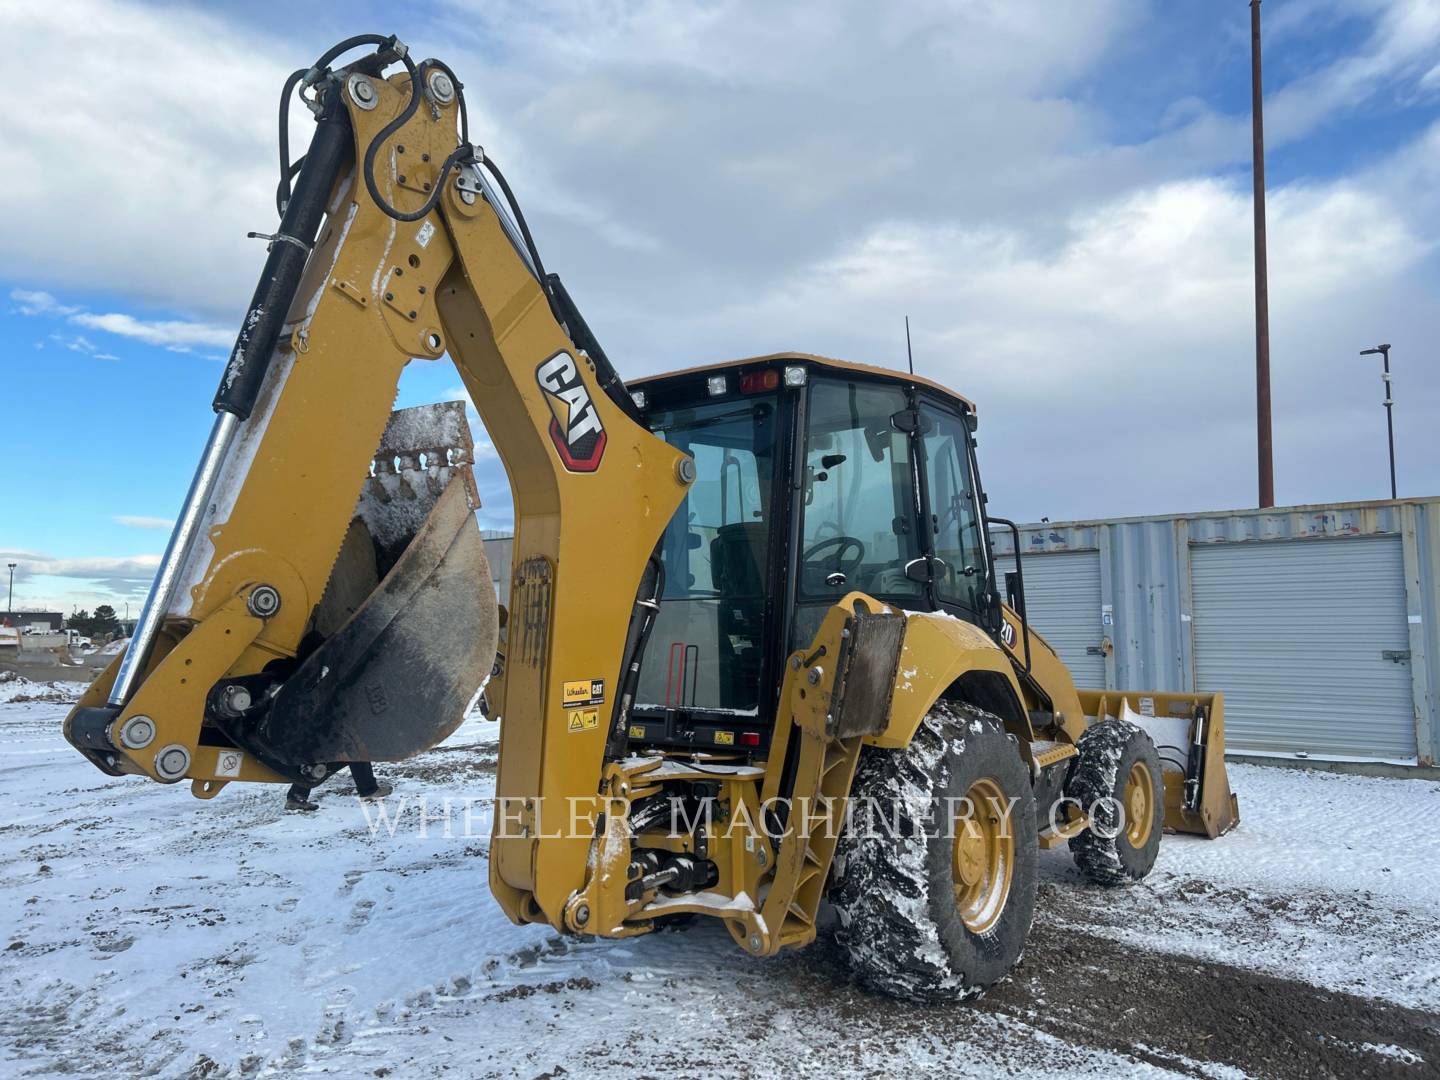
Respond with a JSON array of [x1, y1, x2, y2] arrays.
[[1190, 535, 1416, 760], [995, 550, 1106, 689]]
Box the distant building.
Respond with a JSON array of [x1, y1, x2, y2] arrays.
[[482, 532, 513, 606], [1, 610, 63, 631]]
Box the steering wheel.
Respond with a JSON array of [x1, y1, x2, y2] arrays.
[[801, 535, 867, 587]]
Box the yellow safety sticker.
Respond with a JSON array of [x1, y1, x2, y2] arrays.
[[563, 679, 606, 707], [567, 707, 600, 733], [628, 725, 646, 739], [714, 731, 735, 745]]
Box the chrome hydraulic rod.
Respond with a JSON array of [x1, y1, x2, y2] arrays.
[[108, 413, 239, 705]]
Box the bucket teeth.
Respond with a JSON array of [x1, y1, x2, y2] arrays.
[[359, 401, 480, 571]]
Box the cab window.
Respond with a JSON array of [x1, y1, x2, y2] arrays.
[[636, 396, 778, 712]]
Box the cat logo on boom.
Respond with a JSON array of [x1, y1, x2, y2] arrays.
[[535, 351, 607, 472]]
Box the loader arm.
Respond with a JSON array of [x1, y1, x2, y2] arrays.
[[63, 40, 691, 926]]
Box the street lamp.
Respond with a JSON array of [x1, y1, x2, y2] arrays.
[[1358, 344, 1397, 500], [6, 562, 15, 619]]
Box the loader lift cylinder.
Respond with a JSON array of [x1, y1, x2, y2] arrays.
[[107, 97, 354, 711]]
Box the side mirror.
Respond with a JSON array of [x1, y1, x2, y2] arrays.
[[687, 531, 703, 551]]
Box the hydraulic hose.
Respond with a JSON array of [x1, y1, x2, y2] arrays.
[[361, 57, 474, 223]]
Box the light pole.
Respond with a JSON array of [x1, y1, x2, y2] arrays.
[[6, 562, 15, 620], [1359, 344, 1396, 500]]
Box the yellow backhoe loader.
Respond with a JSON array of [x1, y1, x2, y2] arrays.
[[64, 36, 1238, 1001]]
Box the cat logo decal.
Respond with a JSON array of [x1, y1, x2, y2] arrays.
[[535, 351, 606, 472]]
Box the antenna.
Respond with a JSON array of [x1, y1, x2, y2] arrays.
[[905, 315, 915, 376]]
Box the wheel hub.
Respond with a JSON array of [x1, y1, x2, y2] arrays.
[[952, 777, 1015, 934], [955, 830, 986, 887], [1123, 761, 1155, 848]]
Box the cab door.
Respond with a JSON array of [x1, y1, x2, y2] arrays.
[[915, 398, 992, 625]]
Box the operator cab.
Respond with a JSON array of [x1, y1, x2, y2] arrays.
[[626, 354, 998, 755]]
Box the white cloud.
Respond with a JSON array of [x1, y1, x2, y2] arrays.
[[2, 549, 160, 582], [0, 1, 292, 318], [59, 334, 98, 354], [10, 289, 78, 317], [70, 311, 231, 350], [113, 515, 174, 530], [1266, 0, 1440, 138], [1, 549, 159, 612], [11, 285, 233, 354], [636, 128, 1440, 518], [1137, 0, 1440, 167]]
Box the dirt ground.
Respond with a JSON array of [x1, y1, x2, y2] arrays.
[[992, 893, 1436, 1078]]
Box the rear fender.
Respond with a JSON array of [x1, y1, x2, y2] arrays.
[[863, 606, 1030, 750]]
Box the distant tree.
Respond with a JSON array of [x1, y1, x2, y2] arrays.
[[93, 605, 120, 636], [67, 609, 95, 635]]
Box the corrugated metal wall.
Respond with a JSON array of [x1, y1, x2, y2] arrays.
[[1190, 536, 1415, 759], [991, 498, 1440, 768]]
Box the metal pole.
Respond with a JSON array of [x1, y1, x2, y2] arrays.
[[6, 562, 14, 619], [1384, 347, 1396, 499], [1361, 344, 1396, 499], [1251, 0, 1274, 508]]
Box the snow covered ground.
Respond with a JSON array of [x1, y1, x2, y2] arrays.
[[2, 675, 1437, 1078]]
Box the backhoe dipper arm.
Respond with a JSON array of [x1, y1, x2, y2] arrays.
[[63, 40, 691, 930]]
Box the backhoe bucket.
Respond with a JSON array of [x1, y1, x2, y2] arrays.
[[222, 402, 499, 767], [1077, 689, 1240, 839]]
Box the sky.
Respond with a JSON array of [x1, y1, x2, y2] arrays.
[[1, 0, 1437, 616]]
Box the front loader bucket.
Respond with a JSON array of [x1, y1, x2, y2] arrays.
[[222, 403, 499, 767], [1078, 690, 1240, 839]]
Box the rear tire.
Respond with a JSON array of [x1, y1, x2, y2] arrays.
[[1067, 718, 1163, 886], [830, 702, 1037, 1002]]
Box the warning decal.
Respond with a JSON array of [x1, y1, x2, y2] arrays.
[[563, 679, 606, 707], [567, 707, 600, 733]]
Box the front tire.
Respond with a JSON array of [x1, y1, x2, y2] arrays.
[[830, 702, 1037, 1002], [1067, 718, 1163, 886]]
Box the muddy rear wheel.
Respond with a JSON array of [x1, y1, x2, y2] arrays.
[[830, 702, 1037, 1002]]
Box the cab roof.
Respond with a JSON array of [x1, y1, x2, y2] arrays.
[[628, 351, 976, 415]]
